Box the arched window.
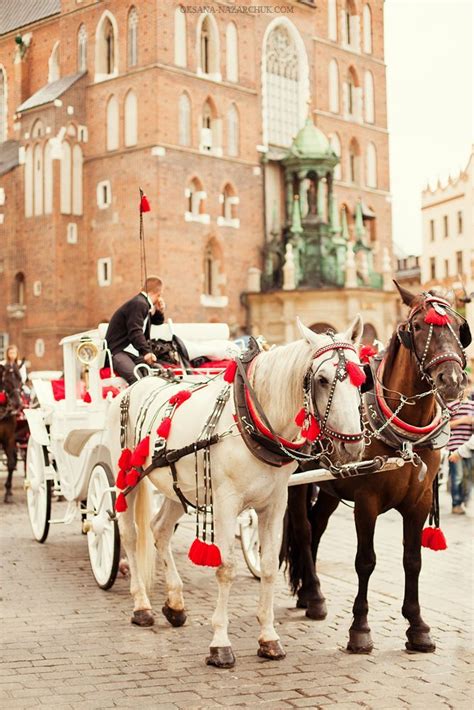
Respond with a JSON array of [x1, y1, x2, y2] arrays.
[[60, 141, 72, 214], [218, 183, 239, 227], [342, 0, 359, 50], [44, 141, 53, 214], [124, 90, 138, 146], [203, 243, 220, 297], [48, 41, 60, 83], [33, 144, 43, 216], [328, 133, 342, 180], [0, 66, 7, 143], [178, 93, 191, 146], [96, 13, 117, 78], [31, 119, 44, 139], [328, 59, 339, 113], [349, 138, 360, 184], [24, 146, 33, 217], [364, 70, 374, 123], [366, 142, 377, 188], [227, 103, 239, 157], [328, 0, 337, 41], [78, 25, 87, 72], [226, 22, 238, 82], [72, 144, 83, 215], [106, 95, 119, 151], [344, 66, 361, 121], [363, 4, 373, 54], [15, 273, 25, 305], [185, 177, 206, 219], [200, 98, 221, 155], [174, 6, 187, 67], [264, 22, 308, 147], [198, 14, 220, 78], [128, 7, 138, 67]]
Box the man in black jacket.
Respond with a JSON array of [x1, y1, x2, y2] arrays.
[[106, 276, 165, 384]]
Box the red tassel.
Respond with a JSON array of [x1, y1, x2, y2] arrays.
[[116, 468, 127, 490], [118, 448, 132, 471], [422, 527, 447, 551], [115, 492, 128, 513], [359, 345, 377, 364], [204, 543, 222, 567], [295, 407, 306, 427], [188, 538, 208, 565], [126, 468, 140, 488], [157, 417, 172, 439], [169, 389, 192, 407], [424, 308, 451, 326], [130, 436, 150, 466], [346, 361, 367, 387], [223, 360, 237, 383], [140, 194, 151, 213], [0, 392, 7, 405], [83, 391, 92, 403], [301, 414, 321, 442]]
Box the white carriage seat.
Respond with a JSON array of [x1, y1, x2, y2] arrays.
[[150, 321, 238, 362], [64, 429, 102, 457], [97, 322, 128, 390]]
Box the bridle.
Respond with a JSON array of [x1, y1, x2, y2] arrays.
[[396, 294, 471, 384]]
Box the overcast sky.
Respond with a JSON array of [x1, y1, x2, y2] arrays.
[[384, 0, 473, 256]]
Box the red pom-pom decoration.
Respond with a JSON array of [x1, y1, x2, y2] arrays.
[[83, 391, 92, 403], [223, 360, 238, 383], [126, 468, 140, 488], [424, 308, 451, 326], [130, 436, 150, 467], [188, 538, 208, 566], [115, 492, 128, 513], [118, 448, 132, 471], [102, 385, 120, 399], [301, 414, 321, 442], [346, 361, 367, 387], [204, 543, 222, 567], [116, 468, 127, 490], [140, 194, 151, 213], [169, 389, 192, 407], [422, 526, 447, 551], [359, 345, 377, 364], [157, 417, 172, 439], [0, 392, 7, 405], [295, 407, 306, 427]]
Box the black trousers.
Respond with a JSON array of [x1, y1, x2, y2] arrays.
[[112, 352, 147, 385]]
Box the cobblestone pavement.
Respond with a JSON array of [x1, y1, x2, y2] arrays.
[[1, 468, 472, 710]]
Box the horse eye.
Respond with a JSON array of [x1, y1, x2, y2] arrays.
[[318, 375, 329, 386], [413, 322, 421, 331]]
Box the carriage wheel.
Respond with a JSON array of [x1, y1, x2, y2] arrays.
[[25, 437, 52, 543], [85, 464, 120, 590], [238, 508, 261, 580]]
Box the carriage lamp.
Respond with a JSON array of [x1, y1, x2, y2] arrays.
[[76, 338, 99, 365]]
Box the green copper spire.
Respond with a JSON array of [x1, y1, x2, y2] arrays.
[[329, 192, 341, 234], [341, 205, 349, 240], [289, 118, 331, 160], [354, 200, 365, 240], [317, 178, 326, 220], [290, 195, 303, 235]]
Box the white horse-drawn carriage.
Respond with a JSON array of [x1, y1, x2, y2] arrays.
[[24, 321, 265, 587]]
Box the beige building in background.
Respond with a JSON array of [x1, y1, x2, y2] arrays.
[[420, 146, 474, 364]]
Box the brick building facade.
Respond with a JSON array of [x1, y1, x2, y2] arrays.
[[0, 0, 394, 368]]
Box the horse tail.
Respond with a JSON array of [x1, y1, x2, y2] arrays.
[[134, 477, 156, 593], [280, 483, 314, 596]]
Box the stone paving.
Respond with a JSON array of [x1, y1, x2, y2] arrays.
[[0, 467, 472, 709]]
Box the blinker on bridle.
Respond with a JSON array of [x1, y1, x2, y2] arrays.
[[397, 294, 471, 378]]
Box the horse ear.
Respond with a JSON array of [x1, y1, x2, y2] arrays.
[[360, 364, 374, 394], [460, 322, 472, 348], [393, 279, 416, 307], [296, 317, 318, 346], [344, 313, 363, 345]]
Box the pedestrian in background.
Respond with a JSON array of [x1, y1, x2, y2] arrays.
[[447, 395, 474, 514]]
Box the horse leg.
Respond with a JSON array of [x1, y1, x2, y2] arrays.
[[256, 493, 288, 661], [347, 499, 378, 653], [150, 498, 187, 628], [401, 505, 436, 653], [4, 434, 17, 503], [285, 485, 316, 610], [118, 484, 155, 627], [206, 493, 240, 669], [305, 488, 340, 620]]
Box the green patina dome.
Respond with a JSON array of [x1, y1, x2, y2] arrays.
[[288, 118, 332, 159]]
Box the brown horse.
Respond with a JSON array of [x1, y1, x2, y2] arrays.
[[282, 283, 470, 653], [0, 362, 23, 502]]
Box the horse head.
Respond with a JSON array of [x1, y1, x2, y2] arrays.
[[394, 281, 469, 402], [0, 362, 22, 411], [297, 315, 366, 465]]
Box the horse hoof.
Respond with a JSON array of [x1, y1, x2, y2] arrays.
[[4, 494, 12, 504], [257, 639, 286, 660], [405, 630, 436, 653], [131, 609, 155, 627], [118, 558, 130, 577], [306, 601, 327, 620], [206, 646, 235, 669], [162, 602, 187, 628], [347, 630, 373, 654], [296, 598, 308, 609]]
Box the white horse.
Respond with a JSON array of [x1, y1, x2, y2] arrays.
[[105, 316, 366, 668]]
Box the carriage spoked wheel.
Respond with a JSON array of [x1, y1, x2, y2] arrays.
[[238, 508, 261, 579], [25, 437, 52, 543], [85, 464, 120, 590]]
